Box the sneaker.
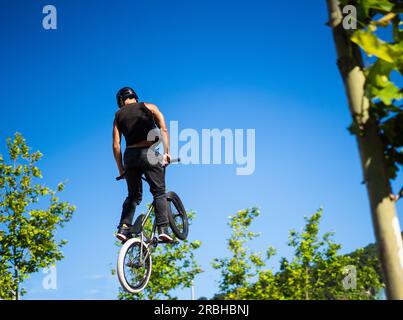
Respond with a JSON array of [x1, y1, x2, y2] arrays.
[[158, 224, 174, 242], [116, 224, 131, 243]]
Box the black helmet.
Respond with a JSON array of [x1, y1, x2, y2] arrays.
[[116, 87, 139, 108]]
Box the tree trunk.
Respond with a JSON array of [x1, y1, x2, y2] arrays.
[[305, 265, 309, 300], [13, 251, 19, 300], [326, 0, 403, 300]]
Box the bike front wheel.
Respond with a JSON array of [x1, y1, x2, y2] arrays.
[[117, 238, 152, 294], [166, 191, 189, 240]]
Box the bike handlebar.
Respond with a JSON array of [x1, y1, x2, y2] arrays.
[[115, 158, 181, 181]]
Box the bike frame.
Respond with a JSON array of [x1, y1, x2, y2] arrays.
[[138, 204, 158, 265]]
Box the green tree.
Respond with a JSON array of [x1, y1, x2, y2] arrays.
[[213, 208, 383, 300], [212, 208, 278, 299], [347, 231, 403, 292], [115, 211, 202, 300], [0, 133, 75, 299], [326, 0, 403, 298], [278, 210, 382, 300]]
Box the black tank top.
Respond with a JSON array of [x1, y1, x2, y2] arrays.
[[115, 102, 158, 146]]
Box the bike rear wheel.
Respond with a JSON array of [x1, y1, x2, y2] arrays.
[[166, 191, 189, 240], [117, 238, 152, 293]]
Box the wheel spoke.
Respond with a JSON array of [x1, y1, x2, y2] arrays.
[[123, 242, 151, 290]]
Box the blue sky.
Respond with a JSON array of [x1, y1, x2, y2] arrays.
[[1, 0, 402, 299]]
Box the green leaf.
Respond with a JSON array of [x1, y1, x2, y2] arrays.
[[351, 30, 403, 68], [360, 0, 395, 15], [368, 81, 402, 105]]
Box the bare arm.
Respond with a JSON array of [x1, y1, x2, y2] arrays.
[[112, 117, 125, 175], [145, 103, 170, 160]]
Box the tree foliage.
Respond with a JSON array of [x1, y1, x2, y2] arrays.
[[347, 231, 403, 284], [115, 211, 202, 300], [0, 133, 75, 299], [212, 208, 278, 299], [213, 208, 383, 300], [340, 0, 402, 183]]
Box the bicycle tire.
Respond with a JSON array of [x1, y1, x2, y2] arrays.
[[166, 191, 189, 240], [117, 238, 152, 293]]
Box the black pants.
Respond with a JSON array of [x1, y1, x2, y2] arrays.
[[119, 147, 168, 227]]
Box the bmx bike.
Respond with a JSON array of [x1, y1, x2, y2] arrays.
[[115, 158, 188, 293]]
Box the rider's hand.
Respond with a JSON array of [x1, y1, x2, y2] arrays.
[[162, 153, 171, 167]]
